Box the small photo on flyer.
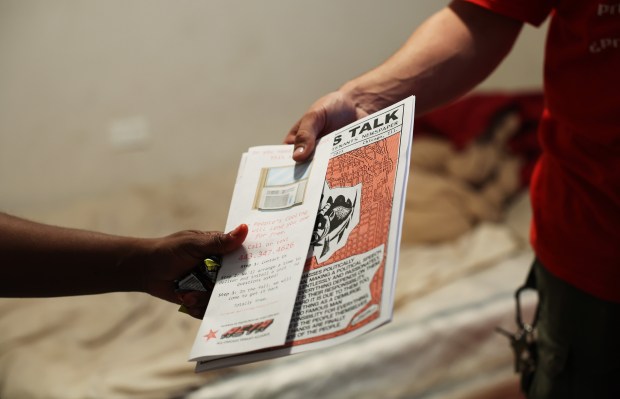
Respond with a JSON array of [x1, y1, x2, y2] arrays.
[[253, 162, 312, 211]]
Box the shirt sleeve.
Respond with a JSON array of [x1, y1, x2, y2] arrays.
[[461, 0, 555, 26]]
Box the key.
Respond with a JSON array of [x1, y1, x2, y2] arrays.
[[496, 326, 536, 373]]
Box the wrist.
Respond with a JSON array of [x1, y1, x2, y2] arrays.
[[115, 237, 151, 294], [339, 74, 403, 115]]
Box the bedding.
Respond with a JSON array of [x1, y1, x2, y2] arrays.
[[188, 245, 534, 399], [403, 91, 542, 244], [0, 92, 541, 399], [0, 208, 533, 399]]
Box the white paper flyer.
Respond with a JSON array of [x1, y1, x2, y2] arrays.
[[189, 96, 415, 371]]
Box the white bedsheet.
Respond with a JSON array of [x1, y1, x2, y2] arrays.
[[0, 188, 533, 399]]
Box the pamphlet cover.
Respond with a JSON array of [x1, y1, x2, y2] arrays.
[[189, 96, 415, 371]]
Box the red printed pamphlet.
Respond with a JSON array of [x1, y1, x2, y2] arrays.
[[189, 96, 415, 371]]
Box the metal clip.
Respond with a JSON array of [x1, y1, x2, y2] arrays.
[[496, 279, 539, 373]]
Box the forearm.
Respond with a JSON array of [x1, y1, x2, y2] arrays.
[[340, 1, 523, 115], [0, 212, 146, 297]]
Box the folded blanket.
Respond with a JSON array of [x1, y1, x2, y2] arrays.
[[402, 91, 542, 244]]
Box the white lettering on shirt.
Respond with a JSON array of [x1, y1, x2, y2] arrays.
[[597, 2, 620, 16], [589, 37, 620, 53]]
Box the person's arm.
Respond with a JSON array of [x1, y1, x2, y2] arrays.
[[0, 212, 248, 318], [285, 1, 523, 162]]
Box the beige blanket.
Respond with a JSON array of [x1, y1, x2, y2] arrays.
[[1, 172, 241, 399], [403, 126, 522, 244], [0, 133, 529, 398]]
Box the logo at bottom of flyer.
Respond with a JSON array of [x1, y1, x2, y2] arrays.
[[204, 318, 274, 341]]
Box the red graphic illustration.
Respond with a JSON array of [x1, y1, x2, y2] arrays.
[[293, 132, 403, 346], [221, 319, 274, 340]]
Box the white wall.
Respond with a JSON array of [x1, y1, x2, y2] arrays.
[[0, 1, 546, 211]]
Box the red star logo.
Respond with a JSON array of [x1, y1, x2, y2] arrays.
[[204, 329, 218, 341]]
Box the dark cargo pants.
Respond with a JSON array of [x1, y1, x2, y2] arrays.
[[526, 259, 620, 399]]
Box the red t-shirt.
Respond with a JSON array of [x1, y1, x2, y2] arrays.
[[464, 0, 620, 302]]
